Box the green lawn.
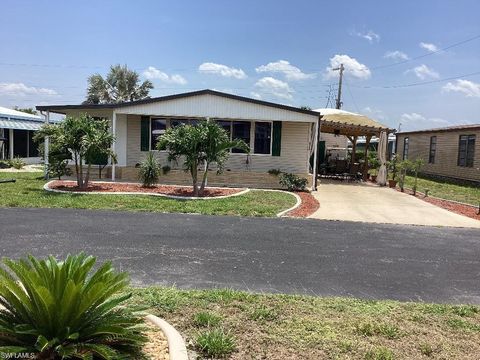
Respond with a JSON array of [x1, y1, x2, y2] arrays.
[[0, 172, 296, 217], [403, 175, 480, 206], [132, 286, 480, 359]]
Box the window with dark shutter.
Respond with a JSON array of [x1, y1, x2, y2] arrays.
[[140, 116, 150, 151], [402, 137, 409, 160], [429, 136, 436, 164], [272, 121, 282, 156], [458, 134, 476, 167]]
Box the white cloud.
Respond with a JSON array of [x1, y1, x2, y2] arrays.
[[363, 106, 387, 122], [0, 82, 57, 97], [384, 50, 409, 61], [400, 113, 450, 130], [198, 62, 246, 79], [419, 42, 438, 52], [325, 54, 371, 80], [254, 77, 293, 100], [250, 91, 262, 99], [353, 30, 380, 43], [406, 64, 439, 80], [255, 60, 315, 81], [142, 66, 187, 85], [442, 79, 480, 98]]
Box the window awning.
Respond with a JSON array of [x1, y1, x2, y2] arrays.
[[0, 119, 43, 131]]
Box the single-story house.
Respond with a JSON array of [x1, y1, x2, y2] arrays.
[[37, 90, 391, 188], [396, 124, 480, 183], [0, 106, 43, 163]]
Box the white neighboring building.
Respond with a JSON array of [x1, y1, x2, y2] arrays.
[[0, 106, 43, 163]]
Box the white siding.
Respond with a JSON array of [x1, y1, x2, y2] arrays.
[[115, 93, 317, 123], [127, 115, 311, 174]]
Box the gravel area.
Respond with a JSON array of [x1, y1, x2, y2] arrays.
[[143, 323, 170, 360]]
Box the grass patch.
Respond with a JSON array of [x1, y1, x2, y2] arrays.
[[196, 329, 236, 358], [194, 312, 223, 327], [131, 287, 480, 359], [0, 172, 296, 217], [403, 175, 480, 206]]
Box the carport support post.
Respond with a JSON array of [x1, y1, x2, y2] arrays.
[[311, 117, 320, 191], [44, 111, 50, 180], [362, 135, 372, 181], [111, 112, 116, 181]]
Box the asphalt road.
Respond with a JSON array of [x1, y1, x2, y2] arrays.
[[1, 208, 479, 304]]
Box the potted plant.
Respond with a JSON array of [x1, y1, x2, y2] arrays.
[[368, 152, 380, 183], [387, 153, 398, 188], [397, 159, 412, 192]]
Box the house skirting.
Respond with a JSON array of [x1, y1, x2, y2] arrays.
[[75, 166, 311, 188]]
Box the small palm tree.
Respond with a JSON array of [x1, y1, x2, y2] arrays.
[[158, 119, 249, 196]]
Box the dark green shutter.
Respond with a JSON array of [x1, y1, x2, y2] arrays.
[[272, 121, 282, 156], [140, 116, 149, 151]]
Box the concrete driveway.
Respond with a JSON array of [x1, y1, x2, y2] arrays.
[[309, 182, 480, 228]]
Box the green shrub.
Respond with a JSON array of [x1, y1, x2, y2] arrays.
[[249, 305, 278, 322], [9, 156, 26, 169], [0, 253, 147, 359], [138, 152, 161, 187], [267, 168, 281, 176], [0, 160, 10, 169], [279, 172, 308, 191], [193, 312, 222, 327], [162, 165, 171, 175], [196, 329, 236, 357]]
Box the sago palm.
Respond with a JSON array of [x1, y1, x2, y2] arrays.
[[0, 253, 147, 359]]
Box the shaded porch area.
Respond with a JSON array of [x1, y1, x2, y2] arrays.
[[313, 108, 393, 184]]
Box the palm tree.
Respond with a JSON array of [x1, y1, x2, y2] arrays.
[[158, 119, 249, 196], [85, 64, 153, 104]]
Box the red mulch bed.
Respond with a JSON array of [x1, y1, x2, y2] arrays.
[[49, 180, 244, 198], [287, 191, 320, 217], [400, 188, 480, 221]]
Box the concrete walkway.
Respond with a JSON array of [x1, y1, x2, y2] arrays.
[[309, 182, 480, 228]]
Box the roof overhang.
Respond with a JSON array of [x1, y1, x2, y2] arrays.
[[0, 118, 43, 131]]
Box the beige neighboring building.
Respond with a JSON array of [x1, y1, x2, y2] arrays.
[[396, 124, 480, 183]]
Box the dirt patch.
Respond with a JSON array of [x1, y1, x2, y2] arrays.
[[143, 322, 169, 360], [287, 191, 320, 217], [49, 180, 244, 198], [400, 188, 480, 221]]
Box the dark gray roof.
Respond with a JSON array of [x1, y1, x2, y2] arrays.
[[397, 124, 480, 135]]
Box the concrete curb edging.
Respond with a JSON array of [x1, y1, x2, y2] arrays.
[[263, 190, 302, 217], [43, 180, 250, 200], [146, 314, 189, 360]]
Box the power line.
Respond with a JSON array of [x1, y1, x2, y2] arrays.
[[349, 70, 480, 89]]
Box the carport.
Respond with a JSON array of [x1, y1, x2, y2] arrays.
[[313, 108, 393, 186]]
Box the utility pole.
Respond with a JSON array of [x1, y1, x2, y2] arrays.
[[333, 63, 344, 109]]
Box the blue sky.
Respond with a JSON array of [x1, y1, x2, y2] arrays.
[[0, 0, 479, 130]]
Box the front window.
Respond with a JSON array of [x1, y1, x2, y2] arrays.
[[254, 122, 272, 154], [458, 135, 475, 167], [151, 118, 167, 149], [402, 137, 409, 160], [429, 136, 436, 164], [232, 121, 251, 153]]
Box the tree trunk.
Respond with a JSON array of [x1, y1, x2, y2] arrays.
[[84, 163, 92, 188], [78, 155, 84, 188], [191, 163, 198, 196], [199, 162, 209, 196], [74, 153, 80, 187]]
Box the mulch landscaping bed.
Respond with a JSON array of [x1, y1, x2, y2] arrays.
[[287, 191, 320, 217], [49, 180, 244, 198], [143, 322, 169, 360], [400, 188, 480, 221]]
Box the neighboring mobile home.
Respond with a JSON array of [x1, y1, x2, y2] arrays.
[[396, 125, 480, 183], [0, 106, 42, 163]]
